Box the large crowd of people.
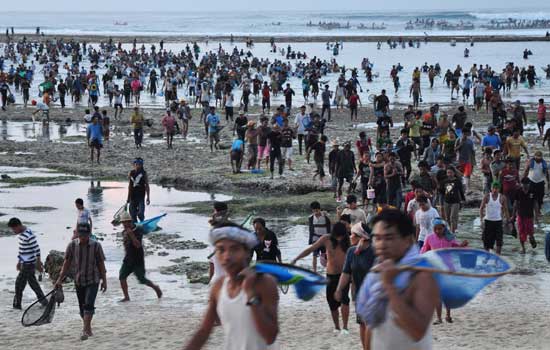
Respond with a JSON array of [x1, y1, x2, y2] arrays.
[[2, 35, 550, 350]]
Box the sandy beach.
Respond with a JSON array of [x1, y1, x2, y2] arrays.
[[2, 9, 550, 348], [1, 272, 549, 350]]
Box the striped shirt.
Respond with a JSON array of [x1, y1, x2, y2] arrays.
[[64, 239, 105, 286], [18, 228, 41, 264]]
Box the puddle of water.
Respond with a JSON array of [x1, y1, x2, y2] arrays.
[[0, 120, 87, 142], [0, 167, 231, 289]]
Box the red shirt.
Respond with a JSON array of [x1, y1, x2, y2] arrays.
[[538, 104, 547, 122], [262, 87, 270, 99], [355, 139, 371, 157], [500, 167, 519, 195], [349, 95, 359, 107], [404, 191, 416, 219]]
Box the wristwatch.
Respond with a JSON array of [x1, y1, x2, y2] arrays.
[[246, 295, 262, 306]]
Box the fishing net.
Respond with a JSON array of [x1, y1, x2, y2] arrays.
[[253, 262, 327, 301], [111, 204, 128, 226], [416, 248, 514, 308], [21, 288, 63, 327]]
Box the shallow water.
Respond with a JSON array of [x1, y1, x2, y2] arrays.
[[2, 41, 550, 114], [0, 120, 87, 142], [0, 167, 231, 292]]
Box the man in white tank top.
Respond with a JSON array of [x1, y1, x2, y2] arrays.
[[184, 223, 279, 350], [479, 181, 510, 255], [361, 209, 438, 350]]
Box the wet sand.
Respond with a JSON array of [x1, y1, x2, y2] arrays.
[[1, 103, 532, 199]]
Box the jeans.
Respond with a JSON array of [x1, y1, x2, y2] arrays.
[[387, 185, 402, 209], [14, 263, 45, 308], [129, 198, 145, 222], [76, 283, 99, 317]]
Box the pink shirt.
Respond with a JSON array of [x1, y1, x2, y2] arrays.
[[420, 233, 460, 253], [131, 79, 142, 92], [162, 115, 176, 132]]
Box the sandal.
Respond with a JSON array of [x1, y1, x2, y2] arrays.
[[432, 319, 443, 325], [445, 316, 453, 323]]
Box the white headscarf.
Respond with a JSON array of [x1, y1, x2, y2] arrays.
[[209, 226, 258, 249]]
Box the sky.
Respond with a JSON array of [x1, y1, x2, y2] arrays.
[[3, 0, 550, 12]]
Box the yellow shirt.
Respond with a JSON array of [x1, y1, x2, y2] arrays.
[[131, 112, 144, 129]]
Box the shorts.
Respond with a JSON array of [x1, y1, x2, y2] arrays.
[[281, 147, 293, 160], [516, 216, 534, 243], [483, 220, 503, 249], [90, 139, 103, 149], [209, 132, 220, 142], [538, 120, 546, 127], [257, 145, 270, 159], [529, 180, 545, 207], [475, 97, 483, 105], [119, 261, 151, 285], [460, 162, 473, 177], [230, 150, 242, 161], [166, 130, 175, 137], [326, 274, 350, 311], [356, 312, 366, 325], [75, 283, 99, 317], [114, 103, 123, 109]]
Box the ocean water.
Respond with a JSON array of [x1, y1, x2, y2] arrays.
[[1, 10, 550, 37], [2, 40, 549, 109]]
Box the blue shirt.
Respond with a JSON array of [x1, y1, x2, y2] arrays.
[[481, 134, 501, 149], [87, 123, 103, 142], [207, 114, 220, 133], [231, 139, 244, 151], [274, 115, 284, 127]]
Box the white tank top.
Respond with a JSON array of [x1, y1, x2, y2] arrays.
[[528, 161, 545, 183], [371, 309, 432, 350], [485, 193, 502, 221], [216, 277, 278, 350]]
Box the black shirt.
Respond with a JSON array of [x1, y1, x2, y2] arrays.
[[444, 178, 465, 203], [254, 230, 280, 262], [311, 141, 326, 162], [396, 138, 415, 162], [123, 225, 145, 265], [375, 94, 389, 112], [343, 245, 376, 294], [267, 129, 282, 150], [129, 169, 148, 201], [280, 127, 294, 148], [515, 189, 535, 218]]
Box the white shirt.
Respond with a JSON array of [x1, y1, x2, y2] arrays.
[[342, 207, 368, 226], [225, 94, 234, 108], [77, 208, 91, 225], [415, 207, 439, 242], [294, 113, 308, 134]]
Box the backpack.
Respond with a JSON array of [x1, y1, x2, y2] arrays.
[[529, 158, 548, 173]]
